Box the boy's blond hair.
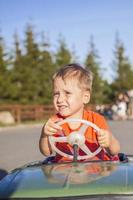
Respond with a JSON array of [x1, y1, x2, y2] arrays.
[[52, 63, 93, 91]]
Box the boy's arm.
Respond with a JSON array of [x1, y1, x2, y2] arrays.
[[39, 125, 52, 156], [107, 133, 120, 155], [39, 117, 63, 156], [95, 113, 120, 155], [97, 129, 120, 155]]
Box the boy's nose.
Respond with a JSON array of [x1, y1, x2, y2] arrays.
[[57, 94, 65, 103]]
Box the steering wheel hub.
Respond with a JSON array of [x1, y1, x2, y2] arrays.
[[67, 131, 85, 146]]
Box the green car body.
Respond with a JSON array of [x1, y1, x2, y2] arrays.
[[0, 155, 133, 199]]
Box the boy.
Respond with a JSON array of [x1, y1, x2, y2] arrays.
[[39, 63, 120, 162]]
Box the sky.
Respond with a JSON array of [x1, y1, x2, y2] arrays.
[[0, 0, 133, 82]]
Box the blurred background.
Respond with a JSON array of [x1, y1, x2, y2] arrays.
[[0, 0, 133, 177]]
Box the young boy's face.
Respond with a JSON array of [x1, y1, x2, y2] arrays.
[[53, 77, 90, 118]]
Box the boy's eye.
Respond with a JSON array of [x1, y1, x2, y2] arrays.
[[53, 92, 59, 96], [65, 91, 72, 95]]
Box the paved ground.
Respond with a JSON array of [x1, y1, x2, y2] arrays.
[[108, 120, 133, 154], [0, 124, 44, 172], [0, 120, 133, 176]]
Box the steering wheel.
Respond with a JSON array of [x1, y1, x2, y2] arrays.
[[49, 118, 102, 161]]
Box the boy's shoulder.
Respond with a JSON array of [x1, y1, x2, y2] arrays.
[[84, 109, 105, 120], [84, 109, 108, 129]]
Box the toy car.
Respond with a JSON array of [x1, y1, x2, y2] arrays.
[[0, 118, 133, 199]]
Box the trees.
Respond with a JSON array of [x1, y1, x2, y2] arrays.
[[0, 25, 133, 105], [55, 37, 72, 68], [111, 37, 133, 96], [36, 34, 54, 104], [85, 36, 110, 104], [10, 25, 55, 104], [10, 26, 40, 104], [0, 35, 11, 103]]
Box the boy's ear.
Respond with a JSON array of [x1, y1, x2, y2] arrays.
[[83, 91, 90, 104]]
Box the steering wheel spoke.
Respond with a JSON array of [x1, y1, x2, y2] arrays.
[[50, 136, 67, 143], [79, 143, 93, 155], [78, 124, 89, 135]]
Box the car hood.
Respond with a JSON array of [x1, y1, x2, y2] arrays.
[[0, 161, 133, 198]]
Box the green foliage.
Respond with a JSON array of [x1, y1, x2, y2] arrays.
[[111, 37, 133, 94], [0, 35, 12, 103], [0, 26, 133, 105], [55, 36, 72, 68], [85, 37, 111, 104]]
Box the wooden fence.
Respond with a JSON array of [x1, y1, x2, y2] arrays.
[[0, 105, 55, 123]]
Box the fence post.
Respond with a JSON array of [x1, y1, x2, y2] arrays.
[[15, 105, 21, 123]]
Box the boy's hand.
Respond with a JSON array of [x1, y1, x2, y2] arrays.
[[44, 118, 63, 136], [97, 129, 112, 148]]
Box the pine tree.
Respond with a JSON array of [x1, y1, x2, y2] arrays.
[[10, 26, 55, 104], [0, 35, 10, 103], [8, 33, 22, 101], [85, 36, 107, 104], [55, 36, 72, 68], [36, 33, 54, 104], [111, 37, 133, 93], [19, 24, 40, 103]]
